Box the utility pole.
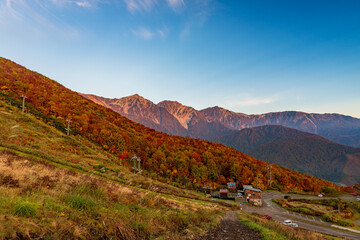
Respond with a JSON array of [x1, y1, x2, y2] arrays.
[[267, 164, 272, 187], [132, 154, 141, 173], [21, 95, 27, 112], [256, 175, 259, 188], [137, 156, 141, 172], [133, 155, 137, 171], [66, 119, 71, 136]]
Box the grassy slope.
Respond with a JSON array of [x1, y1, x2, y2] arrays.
[[0, 100, 230, 239], [0, 98, 212, 200]]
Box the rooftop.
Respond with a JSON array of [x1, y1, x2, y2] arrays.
[[243, 186, 262, 192]]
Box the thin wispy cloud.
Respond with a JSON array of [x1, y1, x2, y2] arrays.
[[179, 26, 189, 40], [157, 25, 169, 38], [131, 25, 168, 39], [234, 98, 276, 106], [226, 96, 279, 107], [165, 0, 184, 11], [123, 0, 186, 14], [132, 27, 154, 39], [76, 1, 92, 8], [0, 0, 213, 41], [124, 0, 158, 14], [0, 0, 82, 39]]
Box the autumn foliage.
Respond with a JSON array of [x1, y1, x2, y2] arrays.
[[0, 57, 344, 192]]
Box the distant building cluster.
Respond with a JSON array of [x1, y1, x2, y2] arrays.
[[212, 182, 262, 206]]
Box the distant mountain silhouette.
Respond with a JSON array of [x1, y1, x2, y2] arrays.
[[217, 125, 360, 186]]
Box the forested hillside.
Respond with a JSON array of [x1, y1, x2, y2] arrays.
[[217, 125, 360, 186], [0, 57, 344, 192]]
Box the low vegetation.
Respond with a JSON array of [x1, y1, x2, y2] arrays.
[[0, 99, 219, 202], [237, 212, 336, 240], [273, 198, 359, 227], [0, 152, 225, 239]]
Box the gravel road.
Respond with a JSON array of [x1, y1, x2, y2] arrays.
[[198, 211, 264, 240]]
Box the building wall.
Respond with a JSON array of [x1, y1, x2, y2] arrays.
[[245, 189, 262, 206]]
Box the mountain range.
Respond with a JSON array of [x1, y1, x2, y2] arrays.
[[82, 93, 360, 148], [81, 93, 360, 185]]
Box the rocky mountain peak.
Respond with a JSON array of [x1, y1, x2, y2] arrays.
[[158, 100, 200, 129]]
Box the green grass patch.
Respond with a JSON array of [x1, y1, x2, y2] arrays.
[[237, 212, 337, 240], [322, 214, 354, 227], [237, 213, 287, 240], [63, 194, 97, 211], [13, 202, 39, 218]]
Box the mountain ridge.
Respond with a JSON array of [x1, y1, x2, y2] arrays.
[[217, 125, 360, 186], [81, 93, 360, 148]]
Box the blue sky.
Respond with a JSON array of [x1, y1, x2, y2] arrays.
[[1, 0, 359, 118]]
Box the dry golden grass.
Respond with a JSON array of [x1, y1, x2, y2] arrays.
[[0, 151, 226, 239], [286, 201, 337, 215]]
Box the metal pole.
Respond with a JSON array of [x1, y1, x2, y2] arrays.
[[66, 119, 71, 136], [21, 95, 27, 112], [270, 165, 272, 187]]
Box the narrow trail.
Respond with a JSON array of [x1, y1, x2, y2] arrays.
[[199, 211, 264, 240]]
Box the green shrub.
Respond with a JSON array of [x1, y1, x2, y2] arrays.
[[13, 202, 39, 217], [292, 207, 322, 216], [135, 222, 151, 239], [64, 194, 96, 211], [320, 187, 339, 197], [128, 203, 142, 212], [351, 202, 360, 213], [74, 182, 104, 199], [140, 193, 156, 208], [166, 211, 189, 231], [321, 214, 354, 227]]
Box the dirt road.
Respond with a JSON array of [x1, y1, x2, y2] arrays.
[[199, 211, 264, 240]]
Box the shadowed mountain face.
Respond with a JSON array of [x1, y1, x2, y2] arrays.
[[217, 125, 360, 186], [82, 94, 360, 148]]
